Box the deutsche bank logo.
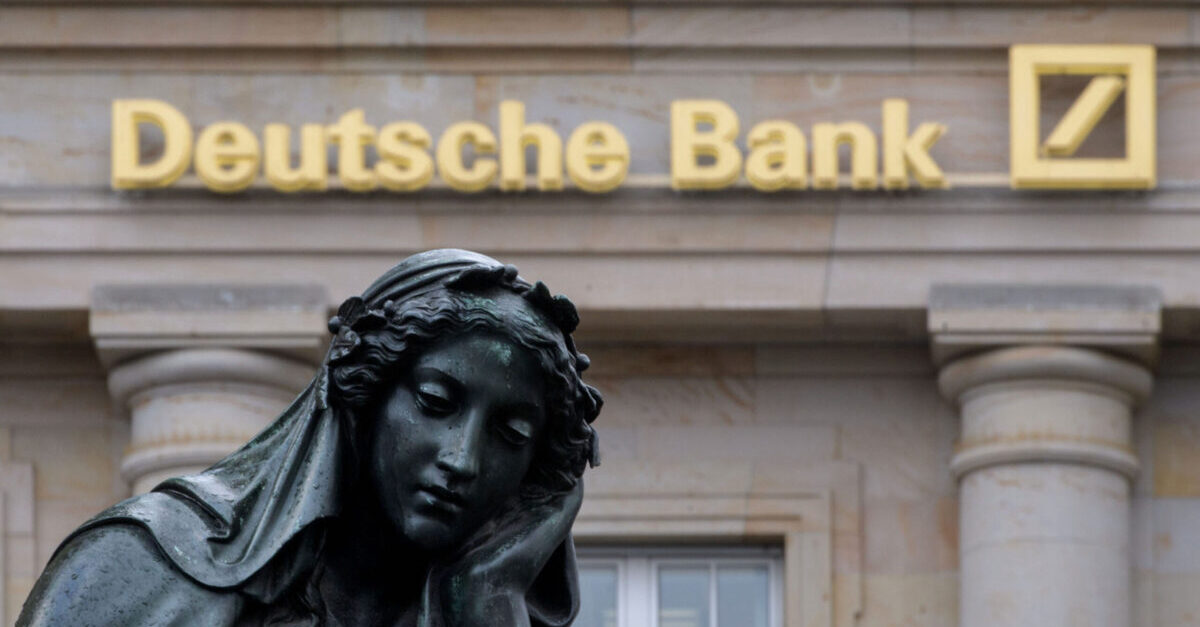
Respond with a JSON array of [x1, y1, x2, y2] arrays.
[[1010, 45, 1156, 190]]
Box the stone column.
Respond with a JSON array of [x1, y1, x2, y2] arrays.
[[930, 285, 1160, 627], [91, 285, 328, 493]]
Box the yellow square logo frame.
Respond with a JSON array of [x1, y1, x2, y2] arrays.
[[1010, 44, 1156, 190]]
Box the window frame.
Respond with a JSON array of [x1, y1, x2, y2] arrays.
[[577, 545, 785, 627]]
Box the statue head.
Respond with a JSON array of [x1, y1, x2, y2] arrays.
[[324, 250, 602, 553]]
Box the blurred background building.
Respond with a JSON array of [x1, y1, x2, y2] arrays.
[[1, 2, 1199, 626]]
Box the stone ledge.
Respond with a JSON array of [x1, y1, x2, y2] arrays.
[[90, 284, 329, 367], [929, 283, 1162, 366]]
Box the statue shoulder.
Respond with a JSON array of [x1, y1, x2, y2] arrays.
[[18, 524, 244, 627]]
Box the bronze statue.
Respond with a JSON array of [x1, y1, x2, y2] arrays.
[[19, 249, 603, 626]]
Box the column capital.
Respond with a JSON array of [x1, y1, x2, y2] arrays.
[[90, 283, 330, 368], [112, 350, 308, 492], [107, 347, 314, 410], [940, 345, 1150, 480], [89, 284, 330, 493], [929, 283, 1161, 367], [938, 344, 1154, 406]]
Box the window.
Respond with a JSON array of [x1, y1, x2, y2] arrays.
[[576, 547, 784, 627]]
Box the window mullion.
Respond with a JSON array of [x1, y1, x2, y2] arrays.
[[709, 562, 718, 627], [634, 556, 651, 627]]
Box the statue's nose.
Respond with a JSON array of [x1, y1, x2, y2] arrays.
[[435, 411, 484, 480]]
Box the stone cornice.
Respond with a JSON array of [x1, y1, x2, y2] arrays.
[[3, 4, 1198, 53], [929, 284, 1162, 367], [90, 283, 330, 367]]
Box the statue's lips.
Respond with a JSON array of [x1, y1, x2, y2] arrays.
[[417, 484, 467, 514]]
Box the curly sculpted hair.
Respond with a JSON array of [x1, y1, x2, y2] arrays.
[[326, 264, 602, 498]]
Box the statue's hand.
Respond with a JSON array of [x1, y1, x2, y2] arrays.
[[424, 482, 584, 627]]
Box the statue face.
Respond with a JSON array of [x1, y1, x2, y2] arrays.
[[369, 330, 547, 553]]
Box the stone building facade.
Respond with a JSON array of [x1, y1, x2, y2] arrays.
[[2, 2, 1200, 626]]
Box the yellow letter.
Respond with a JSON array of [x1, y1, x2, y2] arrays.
[[499, 101, 563, 192], [263, 124, 327, 192], [812, 121, 877, 190], [565, 122, 629, 193], [327, 109, 377, 192], [376, 122, 434, 192], [111, 99, 193, 189], [882, 99, 947, 190], [436, 122, 498, 193], [194, 122, 260, 193], [670, 100, 742, 190], [745, 121, 806, 192]]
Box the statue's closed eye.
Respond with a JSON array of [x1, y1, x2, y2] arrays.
[[416, 382, 455, 416], [499, 419, 534, 446]]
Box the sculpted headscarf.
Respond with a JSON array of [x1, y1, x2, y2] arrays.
[[54, 249, 598, 626]]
